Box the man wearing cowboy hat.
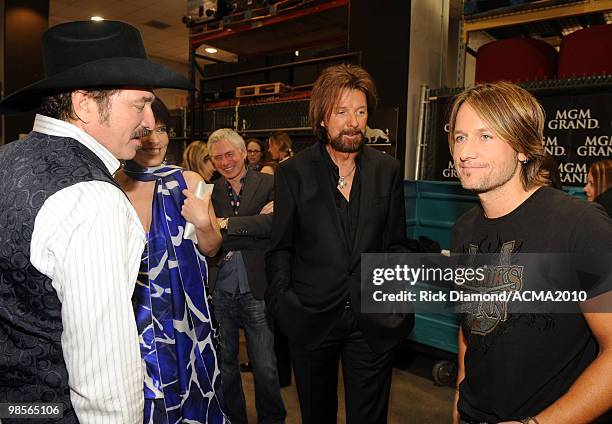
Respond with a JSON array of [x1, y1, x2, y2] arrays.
[[0, 21, 192, 423]]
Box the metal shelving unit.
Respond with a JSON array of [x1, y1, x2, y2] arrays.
[[185, 0, 350, 141], [457, 0, 612, 86], [462, 0, 612, 42]]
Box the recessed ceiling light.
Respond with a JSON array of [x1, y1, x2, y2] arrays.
[[204, 47, 218, 54], [91, 16, 104, 21]]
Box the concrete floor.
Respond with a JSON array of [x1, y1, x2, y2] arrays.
[[238, 335, 456, 423]]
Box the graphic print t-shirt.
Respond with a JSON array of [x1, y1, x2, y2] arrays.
[[451, 187, 612, 423]]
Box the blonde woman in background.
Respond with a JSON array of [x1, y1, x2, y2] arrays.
[[265, 131, 293, 175], [182, 140, 217, 182]]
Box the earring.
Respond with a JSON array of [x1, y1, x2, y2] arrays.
[[522, 158, 529, 165]]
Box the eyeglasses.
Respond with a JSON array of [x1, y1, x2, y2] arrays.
[[139, 126, 168, 138], [247, 149, 262, 154]]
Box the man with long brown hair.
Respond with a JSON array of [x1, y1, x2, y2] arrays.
[[449, 82, 612, 424], [266, 64, 414, 423]]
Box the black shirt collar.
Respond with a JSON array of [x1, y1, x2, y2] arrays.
[[319, 141, 362, 176], [224, 168, 249, 192]]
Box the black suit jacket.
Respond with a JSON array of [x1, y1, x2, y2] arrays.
[[265, 143, 414, 353], [209, 170, 274, 300]]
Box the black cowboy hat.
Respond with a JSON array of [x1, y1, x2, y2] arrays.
[[0, 20, 194, 114]]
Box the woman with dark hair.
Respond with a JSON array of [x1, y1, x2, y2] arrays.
[[584, 159, 612, 217], [245, 137, 275, 173], [115, 98, 228, 423]]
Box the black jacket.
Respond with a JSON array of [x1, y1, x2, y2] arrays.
[[209, 169, 274, 300], [265, 143, 414, 353]]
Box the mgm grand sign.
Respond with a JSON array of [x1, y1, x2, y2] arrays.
[[431, 91, 611, 186]]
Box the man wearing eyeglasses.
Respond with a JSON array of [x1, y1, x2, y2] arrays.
[[207, 128, 286, 424]]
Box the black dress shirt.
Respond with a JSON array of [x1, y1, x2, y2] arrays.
[[321, 143, 362, 253]]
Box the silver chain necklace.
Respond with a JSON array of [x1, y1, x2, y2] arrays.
[[327, 145, 356, 190], [338, 165, 356, 190]]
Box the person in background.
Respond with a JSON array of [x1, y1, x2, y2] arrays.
[[242, 138, 261, 372], [115, 98, 227, 423], [244, 135, 292, 383], [246, 137, 275, 174], [208, 128, 286, 424], [182, 139, 218, 182], [0, 20, 192, 422], [265, 131, 293, 174], [584, 159, 612, 217]]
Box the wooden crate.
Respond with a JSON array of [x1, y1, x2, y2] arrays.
[[235, 82, 291, 98], [188, 19, 224, 37]]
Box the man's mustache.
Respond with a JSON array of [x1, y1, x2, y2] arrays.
[[131, 128, 151, 139], [340, 129, 364, 137]]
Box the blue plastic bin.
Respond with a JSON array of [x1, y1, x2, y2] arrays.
[[404, 181, 478, 354]]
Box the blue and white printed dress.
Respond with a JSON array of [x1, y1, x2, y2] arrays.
[[124, 162, 229, 424]]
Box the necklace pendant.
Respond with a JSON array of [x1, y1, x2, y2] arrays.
[[338, 176, 346, 190]]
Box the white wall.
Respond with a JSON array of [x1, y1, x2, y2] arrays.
[[465, 52, 476, 87], [405, 0, 462, 179]]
